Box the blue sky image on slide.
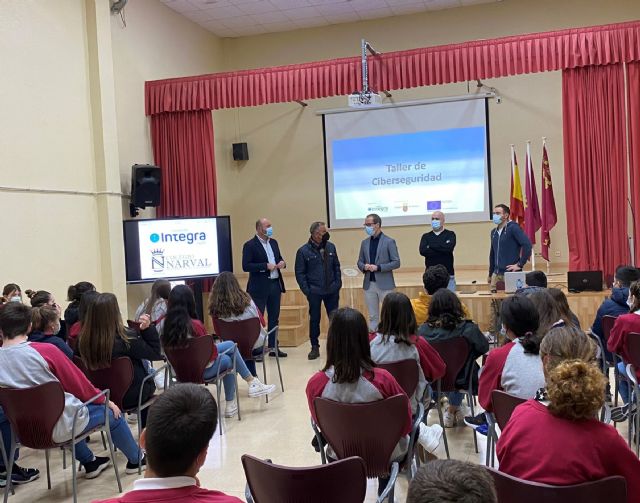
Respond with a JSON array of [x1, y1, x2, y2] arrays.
[[332, 126, 486, 190]]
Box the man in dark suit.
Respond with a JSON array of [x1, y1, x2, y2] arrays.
[[242, 218, 287, 357]]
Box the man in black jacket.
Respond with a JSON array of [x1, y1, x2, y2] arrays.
[[241, 218, 287, 357], [295, 221, 342, 360], [419, 211, 457, 291]]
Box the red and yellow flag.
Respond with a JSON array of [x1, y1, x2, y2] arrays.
[[510, 146, 525, 228]]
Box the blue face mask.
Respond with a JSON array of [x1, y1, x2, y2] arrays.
[[492, 214, 502, 225], [265, 227, 273, 238], [431, 219, 441, 230], [364, 226, 374, 236]]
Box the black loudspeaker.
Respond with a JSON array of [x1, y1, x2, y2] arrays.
[[131, 164, 162, 209], [232, 142, 249, 161]]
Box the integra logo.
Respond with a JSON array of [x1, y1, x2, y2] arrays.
[[150, 231, 206, 245], [151, 249, 165, 272]]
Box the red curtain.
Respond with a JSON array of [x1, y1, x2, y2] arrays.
[[145, 20, 640, 114], [562, 64, 629, 280], [628, 62, 640, 266], [150, 110, 217, 218]]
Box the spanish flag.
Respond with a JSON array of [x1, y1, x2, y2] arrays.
[[510, 145, 525, 228]]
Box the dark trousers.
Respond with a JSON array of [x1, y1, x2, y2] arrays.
[[0, 407, 17, 469], [251, 279, 282, 348], [308, 292, 340, 348]]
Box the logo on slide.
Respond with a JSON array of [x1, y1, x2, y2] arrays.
[[149, 231, 206, 245], [150, 233, 160, 243], [151, 249, 165, 272]]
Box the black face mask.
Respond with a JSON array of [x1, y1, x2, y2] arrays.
[[321, 232, 330, 245]]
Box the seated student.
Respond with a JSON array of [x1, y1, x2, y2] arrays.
[[93, 384, 242, 503], [134, 280, 171, 337], [68, 290, 99, 348], [28, 305, 73, 359], [468, 295, 545, 430], [208, 272, 267, 376], [607, 280, 640, 421], [418, 289, 489, 427], [78, 293, 164, 429], [64, 281, 96, 328], [547, 287, 580, 329], [0, 303, 145, 478], [410, 265, 471, 326], [406, 459, 497, 503], [497, 326, 640, 501], [162, 285, 275, 419], [515, 270, 548, 294], [1, 283, 22, 304], [527, 289, 563, 334], [26, 288, 69, 342], [306, 307, 412, 498], [370, 292, 446, 455], [592, 265, 640, 361]]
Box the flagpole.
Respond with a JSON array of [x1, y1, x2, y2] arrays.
[[542, 136, 550, 275], [527, 140, 536, 271]]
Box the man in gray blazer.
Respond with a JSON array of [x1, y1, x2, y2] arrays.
[[357, 214, 401, 331]]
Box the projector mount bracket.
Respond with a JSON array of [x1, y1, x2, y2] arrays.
[[356, 39, 391, 103]]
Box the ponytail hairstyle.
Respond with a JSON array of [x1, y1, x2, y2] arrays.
[[31, 305, 60, 334], [378, 292, 417, 345], [427, 289, 464, 331], [25, 290, 52, 308], [145, 279, 172, 316], [629, 281, 640, 313], [67, 281, 96, 303], [162, 285, 197, 349], [500, 295, 540, 354], [539, 325, 597, 375], [546, 359, 606, 420]]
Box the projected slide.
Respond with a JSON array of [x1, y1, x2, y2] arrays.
[[333, 127, 486, 220], [323, 98, 491, 228]]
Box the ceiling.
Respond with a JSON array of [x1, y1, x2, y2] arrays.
[[160, 0, 499, 38]]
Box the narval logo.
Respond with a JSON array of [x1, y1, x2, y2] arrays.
[[151, 249, 164, 272], [149, 231, 206, 245]]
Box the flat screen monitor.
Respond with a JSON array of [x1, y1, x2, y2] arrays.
[[123, 216, 232, 283]]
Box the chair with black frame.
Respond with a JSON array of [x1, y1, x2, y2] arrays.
[[163, 335, 239, 434], [602, 315, 625, 407], [484, 390, 526, 467], [83, 357, 167, 473], [428, 337, 479, 458], [241, 454, 367, 503], [487, 468, 626, 503], [0, 382, 121, 503], [215, 317, 284, 403], [311, 395, 410, 503], [623, 333, 640, 454]]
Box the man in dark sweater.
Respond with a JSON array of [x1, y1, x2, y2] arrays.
[[419, 211, 457, 291]]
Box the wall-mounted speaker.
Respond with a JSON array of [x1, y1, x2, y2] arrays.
[[233, 142, 249, 161], [131, 164, 162, 209]]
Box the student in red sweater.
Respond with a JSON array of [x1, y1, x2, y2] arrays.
[[306, 307, 412, 498], [162, 285, 275, 419], [93, 383, 241, 503], [608, 280, 640, 419], [497, 326, 640, 500], [476, 295, 545, 414]]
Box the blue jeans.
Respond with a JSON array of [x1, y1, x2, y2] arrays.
[[618, 361, 632, 405], [74, 404, 141, 465], [203, 341, 252, 401], [447, 392, 464, 407], [447, 276, 456, 292], [0, 407, 17, 469], [308, 292, 340, 348]]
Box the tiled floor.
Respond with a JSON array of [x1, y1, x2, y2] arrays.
[[5, 347, 628, 502]]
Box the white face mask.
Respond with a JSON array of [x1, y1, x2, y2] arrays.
[[628, 297, 635, 310]]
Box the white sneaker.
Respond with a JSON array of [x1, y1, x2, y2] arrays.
[[224, 399, 238, 418], [126, 413, 137, 425], [153, 369, 166, 389], [248, 378, 276, 398], [417, 423, 443, 453], [443, 410, 456, 428]]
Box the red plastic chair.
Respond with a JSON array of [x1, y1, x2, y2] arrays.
[[83, 357, 166, 472], [485, 391, 527, 467], [603, 315, 625, 407], [0, 382, 121, 503], [312, 394, 409, 502], [215, 317, 284, 401], [622, 333, 640, 453], [429, 337, 478, 458], [241, 454, 367, 503], [487, 468, 626, 503], [164, 335, 239, 433]]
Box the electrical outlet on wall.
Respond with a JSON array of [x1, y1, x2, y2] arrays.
[[554, 251, 561, 257]]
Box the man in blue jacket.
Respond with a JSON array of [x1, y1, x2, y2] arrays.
[[295, 221, 342, 360], [488, 204, 532, 290]]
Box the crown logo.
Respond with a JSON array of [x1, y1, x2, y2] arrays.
[[151, 249, 164, 256]]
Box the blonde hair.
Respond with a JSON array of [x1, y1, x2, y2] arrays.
[[539, 325, 596, 373], [547, 359, 606, 420], [31, 305, 59, 333]]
